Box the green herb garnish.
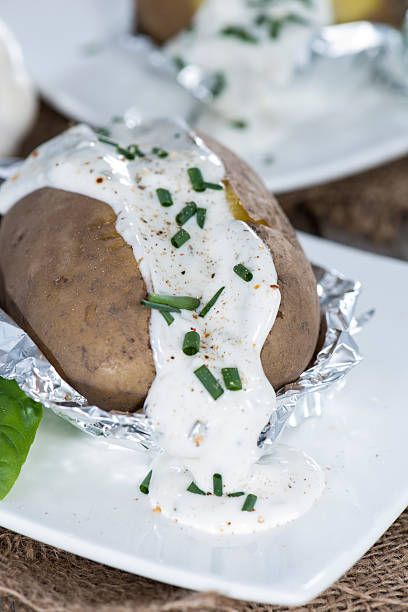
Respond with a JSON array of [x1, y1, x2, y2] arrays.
[[221, 25, 258, 43], [171, 229, 191, 249], [221, 368, 242, 391], [152, 146, 169, 158], [210, 72, 227, 98], [203, 182, 223, 191], [199, 287, 225, 318], [128, 144, 146, 158], [187, 481, 206, 495], [242, 493, 257, 512], [176, 202, 197, 226], [98, 135, 118, 147], [141, 300, 181, 313], [230, 119, 248, 129], [269, 19, 282, 39], [117, 145, 136, 160], [188, 168, 222, 192], [173, 55, 187, 71], [156, 188, 173, 207], [183, 331, 200, 356], [148, 294, 200, 311], [196, 207, 207, 229], [194, 365, 224, 400], [213, 473, 223, 496], [188, 167, 205, 192], [228, 491, 245, 497], [233, 263, 253, 282], [97, 127, 110, 137], [0, 378, 43, 500], [160, 311, 175, 326], [139, 470, 152, 495]]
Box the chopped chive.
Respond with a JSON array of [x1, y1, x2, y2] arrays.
[[141, 300, 181, 313], [222, 368, 242, 391], [148, 294, 200, 310], [210, 71, 227, 98], [98, 135, 118, 147], [156, 188, 173, 207], [117, 145, 135, 160], [233, 263, 253, 282], [213, 473, 223, 496], [152, 146, 169, 158], [160, 310, 175, 326], [187, 481, 206, 495], [128, 144, 146, 158], [230, 119, 248, 129], [241, 493, 257, 512], [188, 167, 205, 192], [183, 331, 200, 356], [171, 228, 190, 249], [139, 470, 152, 494], [196, 207, 207, 229], [221, 26, 258, 43], [188, 167, 223, 192], [199, 287, 225, 318], [176, 202, 197, 226], [194, 365, 224, 400], [97, 127, 110, 136], [173, 55, 186, 71], [228, 491, 245, 497], [203, 182, 223, 190]]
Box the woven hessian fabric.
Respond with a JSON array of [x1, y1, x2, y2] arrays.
[[0, 509, 407, 612]]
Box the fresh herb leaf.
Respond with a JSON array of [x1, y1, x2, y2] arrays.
[[0, 378, 43, 500], [210, 72, 227, 98], [221, 26, 258, 43], [199, 287, 225, 318], [139, 469, 152, 494], [187, 481, 206, 495], [194, 365, 224, 400], [173, 56, 187, 71], [230, 119, 248, 129], [242, 493, 257, 512]]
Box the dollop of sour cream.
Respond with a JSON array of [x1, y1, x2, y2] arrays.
[[164, 0, 333, 161], [0, 20, 37, 157], [0, 120, 324, 534]]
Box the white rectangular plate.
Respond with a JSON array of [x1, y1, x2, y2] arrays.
[[0, 234, 407, 606]]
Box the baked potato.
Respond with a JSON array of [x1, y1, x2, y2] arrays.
[[0, 130, 320, 413], [136, 0, 202, 44]]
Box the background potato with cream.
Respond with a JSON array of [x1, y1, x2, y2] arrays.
[[0, 135, 320, 413]]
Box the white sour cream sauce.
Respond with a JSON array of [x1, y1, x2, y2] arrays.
[[0, 20, 37, 157], [164, 0, 333, 161], [0, 120, 324, 534]]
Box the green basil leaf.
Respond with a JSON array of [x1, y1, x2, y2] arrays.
[[0, 377, 43, 500]]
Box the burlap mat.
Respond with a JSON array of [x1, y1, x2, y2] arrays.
[[0, 508, 406, 611]]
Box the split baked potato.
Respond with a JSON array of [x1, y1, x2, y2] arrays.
[[0, 134, 320, 413]]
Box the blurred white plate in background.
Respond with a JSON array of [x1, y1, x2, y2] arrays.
[[1, 0, 408, 193]]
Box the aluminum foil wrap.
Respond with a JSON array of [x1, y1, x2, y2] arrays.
[[0, 264, 370, 452]]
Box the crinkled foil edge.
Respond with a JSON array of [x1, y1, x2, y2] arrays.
[[0, 264, 371, 451]]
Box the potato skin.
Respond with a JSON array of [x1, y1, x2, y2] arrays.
[[0, 187, 155, 412], [0, 136, 320, 411], [137, 0, 200, 44]]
